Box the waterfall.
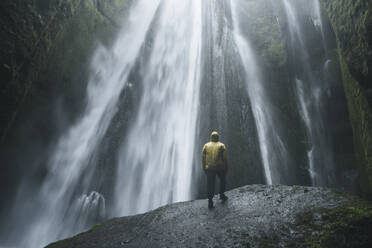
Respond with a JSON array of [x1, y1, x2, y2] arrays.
[[113, 0, 202, 216], [230, 0, 290, 185], [282, 0, 336, 186], [14, 1, 162, 247], [1, 0, 346, 247]]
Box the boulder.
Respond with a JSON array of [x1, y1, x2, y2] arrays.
[[46, 185, 372, 248]]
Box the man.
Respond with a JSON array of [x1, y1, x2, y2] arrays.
[[202, 131, 228, 209]]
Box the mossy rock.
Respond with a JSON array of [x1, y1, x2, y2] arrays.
[[320, 0, 372, 199], [297, 204, 372, 247], [321, 0, 371, 87]]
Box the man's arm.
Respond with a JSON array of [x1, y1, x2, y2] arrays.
[[202, 145, 207, 172], [222, 145, 228, 171]]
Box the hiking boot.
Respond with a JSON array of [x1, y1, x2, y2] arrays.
[[220, 193, 228, 202], [208, 199, 214, 209]]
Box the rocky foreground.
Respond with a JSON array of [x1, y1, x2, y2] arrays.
[[46, 185, 372, 248]]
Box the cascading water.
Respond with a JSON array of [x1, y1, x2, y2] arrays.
[[313, 0, 332, 96], [68, 191, 106, 232], [200, 0, 230, 135], [282, 0, 336, 186], [230, 0, 290, 185], [10, 1, 162, 247], [113, 0, 202, 216], [312, 0, 328, 55], [1, 0, 349, 247]]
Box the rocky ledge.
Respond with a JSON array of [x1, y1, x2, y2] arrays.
[[46, 185, 372, 248]]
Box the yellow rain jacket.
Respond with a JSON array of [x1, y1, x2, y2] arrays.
[[202, 132, 227, 171]]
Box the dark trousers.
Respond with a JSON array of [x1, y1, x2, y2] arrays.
[[206, 170, 226, 200]]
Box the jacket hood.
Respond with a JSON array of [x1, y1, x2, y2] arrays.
[[210, 131, 219, 142]]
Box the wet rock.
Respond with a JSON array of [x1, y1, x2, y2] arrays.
[[46, 185, 372, 248], [0, 0, 132, 143], [321, 0, 372, 199]]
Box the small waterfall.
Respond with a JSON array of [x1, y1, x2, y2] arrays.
[[324, 59, 333, 96], [15, 1, 162, 247], [230, 0, 290, 185], [282, 0, 336, 186], [312, 0, 328, 54], [113, 0, 202, 216], [68, 192, 106, 232]]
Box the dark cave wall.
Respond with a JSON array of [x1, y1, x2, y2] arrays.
[[321, 0, 372, 199], [0, 0, 82, 143], [0, 0, 131, 142]]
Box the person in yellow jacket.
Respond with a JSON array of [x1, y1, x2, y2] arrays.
[[202, 131, 228, 209]]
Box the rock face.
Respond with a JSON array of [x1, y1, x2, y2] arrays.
[[198, 0, 354, 193], [46, 185, 372, 248], [0, 0, 131, 142], [321, 0, 372, 198]]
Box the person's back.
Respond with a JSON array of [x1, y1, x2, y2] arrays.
[[203, 141, 226, 171], [202, 131, 228, 209]]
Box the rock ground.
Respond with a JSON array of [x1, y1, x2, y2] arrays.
[[47, 185, 372, 248]]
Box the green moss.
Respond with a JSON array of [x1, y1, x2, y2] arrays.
[[243, 2, 287, 70], [320, 206, 372, 246], [297, 204, 372, 248], [322, 0, 372, 199], [338, 50, 372, 199], [89, 223, 102, 232], [0, 0, 132, 142], [321, 0, 371, 84], [45, 223, 103, 247], [45, 237, 73, 248]]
